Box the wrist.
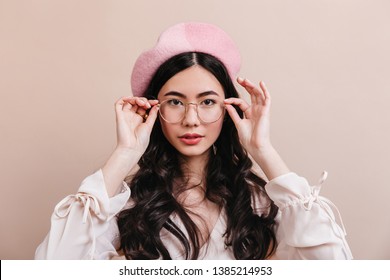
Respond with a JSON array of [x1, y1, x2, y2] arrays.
[[114, 145, 144, 159], [250, 145, 290, 181], [250, 143, 276, 160], [102, 147, 142, 197]]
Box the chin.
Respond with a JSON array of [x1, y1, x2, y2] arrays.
[[175, 146, 211, 158]]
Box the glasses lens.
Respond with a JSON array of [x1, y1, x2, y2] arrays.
[[159, 100, 224, 123], [159, 100, 185, 123], [197, 101, 224, 123]]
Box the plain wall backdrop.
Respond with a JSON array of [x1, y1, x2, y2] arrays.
[[1, 0, 389, 259]]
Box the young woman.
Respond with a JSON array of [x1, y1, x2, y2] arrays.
[[35, 22, 352, 260]]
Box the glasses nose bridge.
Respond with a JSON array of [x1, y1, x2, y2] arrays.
[[184, 102, 199, 113], [182, 102, 200, 123]]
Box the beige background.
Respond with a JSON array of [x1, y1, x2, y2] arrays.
[[1, 0, 389, 259]]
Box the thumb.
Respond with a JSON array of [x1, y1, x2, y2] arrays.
[[144, 104, 159, 128], [225, 104, 242, 127]]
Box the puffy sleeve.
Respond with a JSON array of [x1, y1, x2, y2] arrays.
[[34, 169, 130, 259], [265, 172, 353, 260]]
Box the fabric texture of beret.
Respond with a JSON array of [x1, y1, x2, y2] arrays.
[[130, 22, 241, 97]]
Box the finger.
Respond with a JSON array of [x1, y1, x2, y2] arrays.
[[116, 96, 133, 109], [135, 99, 158, 117], [246, 78, 265, 104], [134, 98, 150, 108], [122, 99, 149, 116], [259, 81, 271, 106], [225, 104, 243, 127], [119, 97, 139, 114], [237, 77, 264, 105], [138, 97, 151, 108], [115, 97, 129, 114], [123, 97, 151, 109], [116, 97, 158, 118], [123, 101, 132, 111], [224, 98, 252, 118], [237, 77, 258, 104], [136, 107, 147, 116], [148, 99, 159, 106], [143, 104, 159, 127]]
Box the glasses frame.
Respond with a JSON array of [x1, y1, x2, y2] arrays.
[[157, 99, 225, 124]]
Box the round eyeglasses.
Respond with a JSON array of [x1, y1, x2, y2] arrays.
[[158, 99, 225, 124]]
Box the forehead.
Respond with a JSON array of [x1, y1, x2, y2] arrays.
[[157, 66, 224, 99]]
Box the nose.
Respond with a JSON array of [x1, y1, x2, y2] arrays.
[[182, 103, 200, 126]]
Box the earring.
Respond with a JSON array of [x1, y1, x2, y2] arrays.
[[212, 144, 217, 155]]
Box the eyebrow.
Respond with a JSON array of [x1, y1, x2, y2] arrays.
[[163, 91, 221, 98]]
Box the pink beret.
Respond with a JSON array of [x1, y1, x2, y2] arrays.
[[130, 22, 241, 97]]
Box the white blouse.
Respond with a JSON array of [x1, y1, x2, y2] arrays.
[[35, 170, 353, 260]]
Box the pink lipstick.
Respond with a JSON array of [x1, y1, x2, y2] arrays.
[[178, 133, 203, 145]]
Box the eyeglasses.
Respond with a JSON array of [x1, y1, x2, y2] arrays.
[[158, 99, 225, 124]]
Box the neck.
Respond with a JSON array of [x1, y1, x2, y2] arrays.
[[175, 152, 210, 206], [179, 152, 209, 181]]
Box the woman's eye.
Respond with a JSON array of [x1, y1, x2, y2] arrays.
[[201, 99, 216, 106], [167, 99, 183, 106]]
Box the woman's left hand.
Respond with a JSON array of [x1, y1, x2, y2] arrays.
[[225, 78, 290, 180], [224, 78, 272, 156]]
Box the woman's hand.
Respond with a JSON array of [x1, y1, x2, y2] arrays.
[[115, 96, 159, 154], [224, 78, 272, 155], [102, 96, 159, 197], [224, 78, 289, 180]]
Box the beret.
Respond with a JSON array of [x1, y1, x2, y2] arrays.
[[130, 22, 241, 97]]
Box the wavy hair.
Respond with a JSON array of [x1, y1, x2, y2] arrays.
[[117, 52, 278, 259]]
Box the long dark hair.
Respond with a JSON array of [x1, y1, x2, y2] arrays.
[[117, 52, 278, 259]]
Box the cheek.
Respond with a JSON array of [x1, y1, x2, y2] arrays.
[[160, 120, 176, 143], [208, 120, 224, 140]]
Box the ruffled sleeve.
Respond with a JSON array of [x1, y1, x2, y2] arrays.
[[265, 172, 353, 260], [35, 169, 130, 259]]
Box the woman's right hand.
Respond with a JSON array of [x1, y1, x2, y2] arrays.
[[115, 96, 159, 154], [102, 97, 159, 197]]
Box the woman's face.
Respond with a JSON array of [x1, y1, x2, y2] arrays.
[[157, 65, 225, 159]]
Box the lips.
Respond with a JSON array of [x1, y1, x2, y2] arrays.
[[178, 133, 204, 145]]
